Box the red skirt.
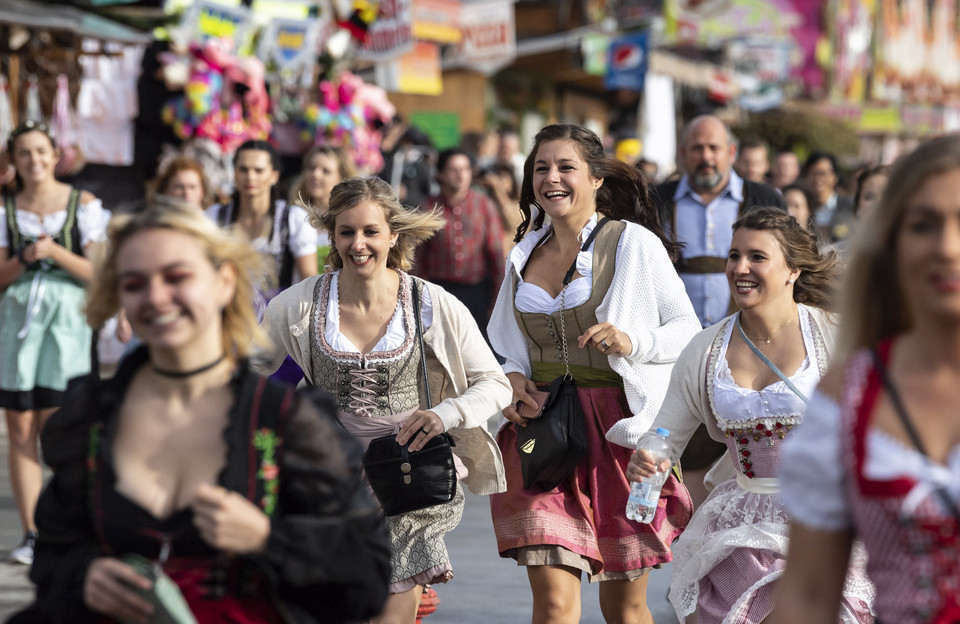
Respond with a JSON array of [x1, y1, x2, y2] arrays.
[[490, 385, 692, 575]]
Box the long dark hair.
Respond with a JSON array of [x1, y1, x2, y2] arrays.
[[515, 124, 679, 260], [228, 139, 281, 224]]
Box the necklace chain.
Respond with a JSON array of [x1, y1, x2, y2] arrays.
[[740, 315, 795, 345]]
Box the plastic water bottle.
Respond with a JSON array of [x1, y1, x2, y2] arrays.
[[626, 427, 673, 523]]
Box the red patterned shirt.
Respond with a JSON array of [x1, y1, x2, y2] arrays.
[[413, 188, 505, 294]]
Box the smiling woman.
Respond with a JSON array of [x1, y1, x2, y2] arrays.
[[629, 207, 873, 623], [23, 201, 391, 624], [258, 176, 513, 624]]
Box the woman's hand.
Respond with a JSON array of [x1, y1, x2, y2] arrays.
[[83, 557, 154, 624], [578, 321, 632, 356], [31, 234, 60, 264], [191, 483, 270, 554], [397, 409, 444, 452], [503, 372, 539, 427], [625, 449, 671, 483]]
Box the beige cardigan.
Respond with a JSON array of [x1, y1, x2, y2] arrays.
[[651, 304, 837, 464], [257, 273, 511, 496]]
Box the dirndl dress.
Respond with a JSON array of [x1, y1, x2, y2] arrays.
[[0, 189, 107, 410], [308, 271, 465, 593], [490, 219, 692, 580]]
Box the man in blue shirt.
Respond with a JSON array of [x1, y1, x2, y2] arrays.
[[655, 115, 785, 327]]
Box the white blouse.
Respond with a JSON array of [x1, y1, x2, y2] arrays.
[[324, 272, 434, 354], [511, 213, 625, 314], [712, 306, 821, 424], [0, 199, 110, 249], [781, 389, 960, 530], [205, 200, 318, 259]]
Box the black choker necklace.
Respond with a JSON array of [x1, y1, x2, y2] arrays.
[[151, 355, 226, 379]]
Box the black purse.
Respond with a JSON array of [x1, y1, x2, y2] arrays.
[[362, 280, 457, 516], [515, 217, 610, 491]]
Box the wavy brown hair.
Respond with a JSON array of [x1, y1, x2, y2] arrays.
[[151, 156, 213, 208], [317, 176, 445, 272], [86, 198, 271, 360], [732, 206, 839, 310], [515, 124, 678, 259]]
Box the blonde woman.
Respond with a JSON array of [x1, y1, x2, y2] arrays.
[[27, 201, 390, 624], [259, 176, 511, 624], [289, 145, 358, 267]]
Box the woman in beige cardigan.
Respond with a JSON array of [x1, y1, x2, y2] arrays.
[[258, 176, 511, 624]]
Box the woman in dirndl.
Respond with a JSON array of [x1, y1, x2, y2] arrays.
[[0, 120, 110, 565], [486, 124, 701, 623], [259, 176, 512, 624]]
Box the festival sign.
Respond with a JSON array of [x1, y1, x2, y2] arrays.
[[180, 1, 253, 45], [453, 0, 516, 74], [604, 31, 649, 92], [356, 0, 415, 63], [411, 0, 462, 44], [258, 18, 321, 70], [395, 41, 443, 95]]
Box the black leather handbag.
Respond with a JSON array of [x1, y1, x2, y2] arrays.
[[515, 218, 610, 492], [362, 281, 457, 516]]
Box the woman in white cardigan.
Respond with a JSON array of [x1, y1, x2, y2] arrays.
[[487, 124, 701, 624], [258, 176, 511, 624], [628, 207, 873, 623]]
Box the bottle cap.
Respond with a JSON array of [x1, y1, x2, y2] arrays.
[[655, 427, 670, 437]]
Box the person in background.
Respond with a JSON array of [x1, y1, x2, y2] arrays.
[[26, 201, 390, 624], [379, 120, 435, 210], [412, 148, 505, 336], [497, 127, 527, 187], [852, 165, 888, 220], [489, 123, 700, 624], [289, 145, 357, 266], [0, 121, 110, 566], [480, 161, 523, 257], [733, 137, 770, 184], [801, 151, 855, 244], [629, 207, 872, 624], [769, 133, 960, 624], [782, 183, 818, 233], [636, 158, 660, 183], [151, 156, 213, 210], [770, 149, 801, 190], [258, 176, 511, 624], [462, 130, 499, 173], [654, 115, 786, 512]]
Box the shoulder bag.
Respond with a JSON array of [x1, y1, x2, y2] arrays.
[[516, 217, 610, 491], [362, 280, 457, 516]]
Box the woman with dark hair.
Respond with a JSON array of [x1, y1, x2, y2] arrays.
[[208, 140, 318, 296], [769, 135, 960, 624], [629, 207, 873, 623], [208, 139, 319, 384], [782, 183, 817, 233], [0, 120, 109, 565], [487, 124, 700, 623], [852, 165, 888, 219], [259, 176, 511, 624]]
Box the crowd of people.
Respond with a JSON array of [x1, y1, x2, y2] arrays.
[[0, 110, 957, 624]]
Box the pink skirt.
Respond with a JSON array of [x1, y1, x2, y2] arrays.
[[490, 385, 693, 575]]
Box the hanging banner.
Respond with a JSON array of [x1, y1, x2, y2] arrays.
[[727, 37, 792, 111], [605, 31, 649, 91], [453, 0, 516, 74], [393, 41, 443, 95], [356, 0, 414, 62], [411, 0, 462, 44], [181, 1, 253, 44], [258, 18, 321, 70]]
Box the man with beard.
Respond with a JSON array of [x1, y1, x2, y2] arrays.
[[655, 115, 785, 327]]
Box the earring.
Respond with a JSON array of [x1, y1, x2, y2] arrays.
[[788, 279, 795, 284]]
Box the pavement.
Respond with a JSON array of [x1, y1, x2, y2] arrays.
[[0, 414, 681, 623]]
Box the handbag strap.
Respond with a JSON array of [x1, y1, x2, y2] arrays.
[[870, 347, 960, 523], [735, 314, 808, 404], [411, 279, 432, 409]]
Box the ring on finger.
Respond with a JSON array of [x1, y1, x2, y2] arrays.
[[601, 340, 610, 350]]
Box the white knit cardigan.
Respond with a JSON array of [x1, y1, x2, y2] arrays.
[[487, 217, 702, 449], [256, 273, 512, 496]]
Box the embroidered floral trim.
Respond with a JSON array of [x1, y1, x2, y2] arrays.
[[725, 420, 799, 478], [252, 428, 280, 516]]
